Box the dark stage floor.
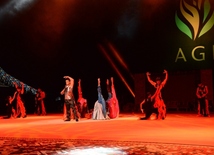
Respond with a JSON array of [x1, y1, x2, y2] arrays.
[[0, 113, 214, 155]]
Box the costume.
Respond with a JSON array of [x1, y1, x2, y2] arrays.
[[146, 71, 167, 120], [106, 80, 119, 119], [92, 85, 106, 119], [15, 91, 26, 118], [35, 90, 46, 115], [140, 97, 158, 120], [196, 84, 209, 116], [64, 85, 78, 121], [77, 80, 88, 118], [6, 100, 14, 118]]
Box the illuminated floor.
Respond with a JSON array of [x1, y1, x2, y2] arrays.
[[0, 113, 214, 154]]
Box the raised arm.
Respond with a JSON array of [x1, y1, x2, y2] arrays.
[[20, 82, 24, 94], [146, 72, 156, 86], [111, 77, 117, 98], [161, 70, 168, 86], [78, 79, 83, 98], [64, 76, 74, 87]]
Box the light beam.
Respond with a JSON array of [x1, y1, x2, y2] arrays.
[[107, 42, 134, 80], [98, 44, 135, 98]]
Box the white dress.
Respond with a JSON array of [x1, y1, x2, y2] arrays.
[[92, 100, 105, 120]]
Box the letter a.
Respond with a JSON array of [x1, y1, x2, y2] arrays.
[[175, 48, 187, 62]]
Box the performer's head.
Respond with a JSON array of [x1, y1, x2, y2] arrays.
[[65, 78, 70, 85], [16, 87, 22, 92], [37, 88, 42, 93], [198, 82, 204, 88], [156, 77, 161, 85], [146, 92, 152, 99], [7, 95, 12, 101]]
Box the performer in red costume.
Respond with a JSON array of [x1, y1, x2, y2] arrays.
[[146, 70, 168, 120], [13, 82, 27, 118], [77, 79, 88, 118], [106, 77, 119, 119]]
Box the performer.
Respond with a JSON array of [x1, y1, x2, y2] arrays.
[[196, 83, 210, 117], [106, 77, 119, 119], [13, 82, 27, 118], [92, 78, 107, 120], [77, 79, 88, 118], [146, 70, 168, 120], [60, 76, 78, 122], [5, 92, 17, 118], [140, 92, 158, 120], [35, 88, 46, 115]]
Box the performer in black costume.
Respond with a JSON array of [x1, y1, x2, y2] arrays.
[[140, 92, 159, 120], [60, 76, 79, 122]]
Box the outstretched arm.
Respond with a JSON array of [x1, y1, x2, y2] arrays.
[[146, 72, 156, 86], [60, 88, 65, 95], [10, 91, 17, 103], [140, 100, 145, 113]]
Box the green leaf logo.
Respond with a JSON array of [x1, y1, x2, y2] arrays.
[[175, 0, 214, 40]]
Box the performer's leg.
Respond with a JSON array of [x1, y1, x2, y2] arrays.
[[205, 99, 210, 117], [20, 102, 26, 118], [140, 110, 152, 120], [70, 99, 79, 122], [199, 99, 204, 116], [63, 103, 66, 119], [200, 99, 206, 116], [11, 108, 16, 118], [41, 101, 46, 115], [161, 102, 166, 120], [197, 100, 201, 116], [16, 103, 21, 118], [37, 102, 41, 115], [7, 104, 12, 118], [65, 100, 71, 121], [97, 86, 106, 118]]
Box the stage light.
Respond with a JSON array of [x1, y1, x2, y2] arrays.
[[0, 0, 36, 19], [107, 42, 134, 80], [98, 44, 135, 98], [54, 147, 127, 155]]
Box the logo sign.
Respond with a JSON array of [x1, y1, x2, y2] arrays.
[[175, 0, 214, 63], [175, 0, 214, 40]]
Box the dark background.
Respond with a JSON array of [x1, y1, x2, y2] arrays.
[[0, 0, 214, 114]]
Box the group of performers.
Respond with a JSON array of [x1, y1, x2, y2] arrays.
[[92, 77, 119, 120], [1, 67, 46, 119], [140, 69, 211, 120], [5, 82, 46, 119], [60, 76, 120, 122], [1, 66, 211, 121]]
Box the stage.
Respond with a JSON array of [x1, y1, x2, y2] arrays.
[[0, 113, 214, 154]]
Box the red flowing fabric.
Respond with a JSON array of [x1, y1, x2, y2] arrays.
[[107, 84, 119, 119]]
